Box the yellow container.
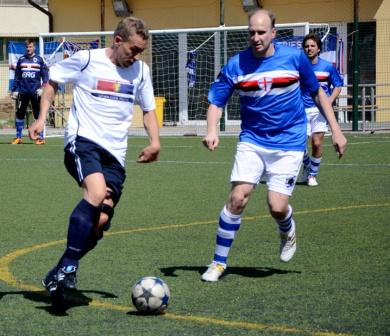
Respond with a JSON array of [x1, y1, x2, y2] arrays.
[[132, 97, 165, 128], [155, 96, 165, 128], [54, 109, 69, 128]]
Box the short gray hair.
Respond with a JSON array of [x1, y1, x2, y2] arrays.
[[114, 16, 150, 41]]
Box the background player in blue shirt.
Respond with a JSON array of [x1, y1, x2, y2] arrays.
[[11, 39, 48, 145], [201, 9, 347, 282], [301, 33, 343, 186]]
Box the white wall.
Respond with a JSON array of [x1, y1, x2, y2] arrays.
[[0, 7, 49, 36]]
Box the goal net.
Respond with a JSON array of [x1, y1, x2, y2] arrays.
[[39, 23, 330, 135]]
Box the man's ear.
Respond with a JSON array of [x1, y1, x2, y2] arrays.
[[113, 35, 123, 46]]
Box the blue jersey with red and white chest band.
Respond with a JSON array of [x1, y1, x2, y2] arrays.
[[302, 57, 343, 108], [12, 53, 48, 94], [208, 44, 320, 151]]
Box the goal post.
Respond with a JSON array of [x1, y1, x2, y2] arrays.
[[39, 22, 330, 135]]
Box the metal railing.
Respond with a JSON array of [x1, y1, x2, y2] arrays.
[[334, 83, 390, 131]]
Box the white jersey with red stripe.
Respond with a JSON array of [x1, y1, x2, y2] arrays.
[[49, 48, 155, 166], [208, 44, 319, 151], [302, 57, 343, 108]]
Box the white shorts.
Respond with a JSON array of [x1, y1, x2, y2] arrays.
[[306, 107, 328, 136], [230, 142, 304, 196]]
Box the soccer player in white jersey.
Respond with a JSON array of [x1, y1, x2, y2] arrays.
[[301, 33, 343, 186], [201, 9, 347, 282], [29, 17, 160, 303]]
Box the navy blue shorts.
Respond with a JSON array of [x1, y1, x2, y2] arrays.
[[64, 136, 126, 204]]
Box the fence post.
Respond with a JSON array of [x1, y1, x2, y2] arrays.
[[352, 0, 360, 131], [362, 86, 366, 131], [370, 86, 375, 123], [219, 0, 226, 132]]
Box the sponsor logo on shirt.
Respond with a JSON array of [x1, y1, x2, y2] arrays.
[[96, 79, 133, 95]]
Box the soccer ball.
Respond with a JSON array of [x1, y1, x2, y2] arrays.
[[131, 276, 170, 314]]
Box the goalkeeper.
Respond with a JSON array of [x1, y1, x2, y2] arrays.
[[11, 39, 48, 145], [201, 9, 347, 282], [29, 17, 160, 304]]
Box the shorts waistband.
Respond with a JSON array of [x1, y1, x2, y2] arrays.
[[305, 107, 320, 113]]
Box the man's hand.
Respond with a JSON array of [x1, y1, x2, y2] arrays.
[[28, 119, 45, 140], [332, 132, 347, 158], [36, 88, 43, 96], [137, 144, 160, 163], [202, 132, 219, 151], [10, 91, 18, 100]]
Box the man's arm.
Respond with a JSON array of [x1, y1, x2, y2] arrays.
[[202, 104, 223, 151], [28, 80, 58, 140], [328, 86, 342, 105], [328, 64, 344, 105], [11, 59, 21, 95], [37, 58, 50, 96], [137, 109, 161, 163], [312, 87, 347, 157], [41, 58, 49, 85]]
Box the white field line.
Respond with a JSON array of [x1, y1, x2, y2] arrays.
[[0, 157, 389, 167]]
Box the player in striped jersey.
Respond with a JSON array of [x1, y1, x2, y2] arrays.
[[11, 39, 48, 145], [301, 33, 343, 186], [201, 9, 347, 282]]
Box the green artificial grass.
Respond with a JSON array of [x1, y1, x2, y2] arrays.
[[0, 133, 389, 335]]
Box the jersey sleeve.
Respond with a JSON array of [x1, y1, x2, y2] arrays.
[[40, 57, 49, 85], [328, 64, 343, 88], [12, 59, 22, 91], [207, 65, 235, 108], [298, 51, 320, 95], [49, 50, 89, 84], [135, 62, 156, 112]]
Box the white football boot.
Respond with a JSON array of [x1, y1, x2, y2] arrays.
[[280, 230, 296, 262], [201, 262, 225, 282], [307, 175, 319, 187]]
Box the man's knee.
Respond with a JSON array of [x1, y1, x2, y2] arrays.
[[16, 109, 26, 120], [268, 201, 289, 220], [311, 134, 324, 150], [268, 192, 290, 220], [228, 185, 253, 214]]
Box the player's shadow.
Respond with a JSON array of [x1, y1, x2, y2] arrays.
[[0, 288, 117, 316], [160, 266, 301, 279], [260, 179, 308, 187]]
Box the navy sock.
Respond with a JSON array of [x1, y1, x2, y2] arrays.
[[78, 230, 103, 260], [58, 199, 100, 268]]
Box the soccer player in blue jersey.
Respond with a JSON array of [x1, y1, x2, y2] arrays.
[[201, 9, 347, 282], [29, 17, 160, 303], [11, 39, 48, 145], [301, 33, 343, 186]]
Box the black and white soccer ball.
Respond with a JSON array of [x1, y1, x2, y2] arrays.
[[131, 276, 170, 314]]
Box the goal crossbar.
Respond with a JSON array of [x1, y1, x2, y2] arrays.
[[39, 22, 333, 136]]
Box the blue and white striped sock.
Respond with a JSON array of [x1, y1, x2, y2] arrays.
[[276, 205, 295, 235], [309, 156, 322, 176], [213, 206, 241, 268], [303, 151, 311, 168]]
